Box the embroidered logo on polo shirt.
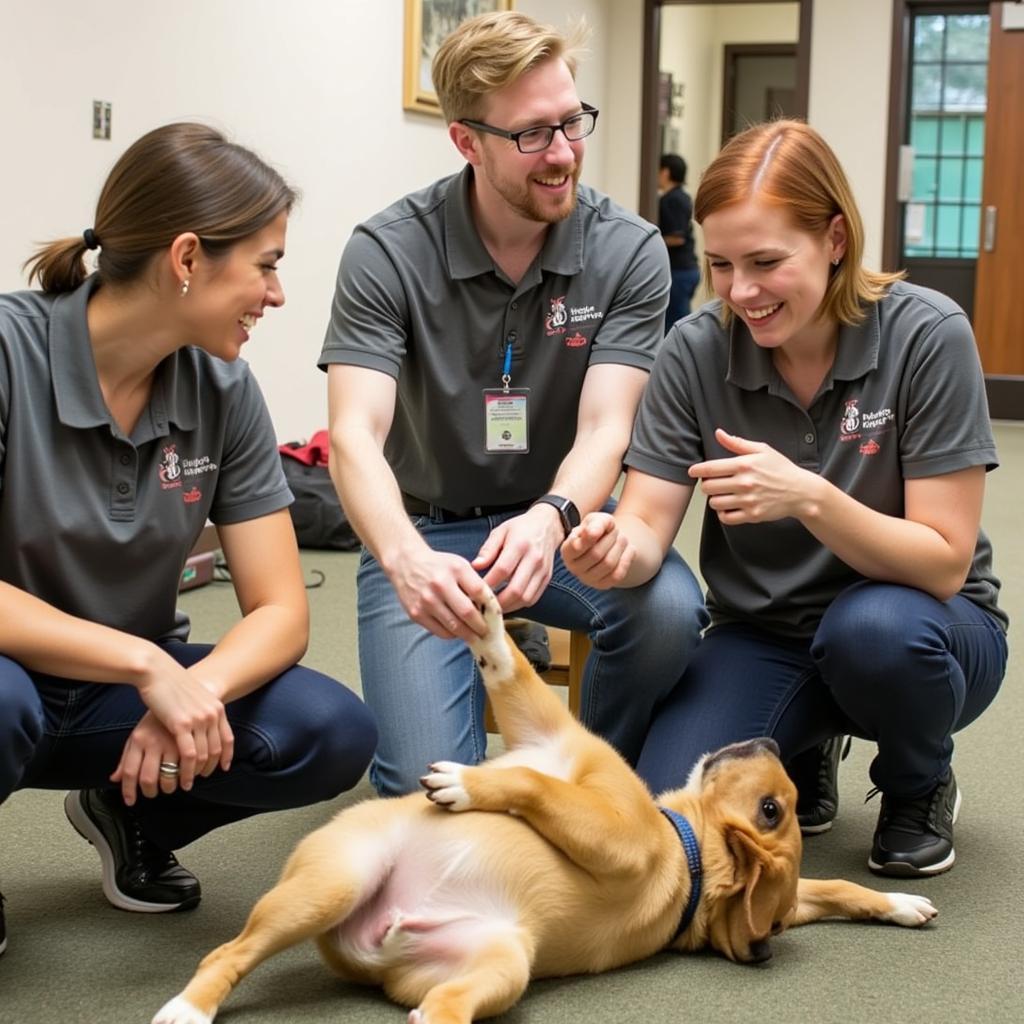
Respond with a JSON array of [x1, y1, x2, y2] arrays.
[[569, 303, 604, 325], [159, 445, 182, 490], [840, 399, 860, 435], [181, 455, 219, 477], [183, 487, 202, 503], [565, 331, 588, 348], [839, 399, 895, 447], [545, 295, 568, 335]]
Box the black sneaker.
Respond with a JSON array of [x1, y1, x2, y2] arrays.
[[0, 889, 7, 956], [64, 789, 201, 912], [867, 769, 961, 877], [792, 736, 851, 835]]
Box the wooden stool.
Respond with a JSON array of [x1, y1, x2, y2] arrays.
[[484, 624, 589, 732]]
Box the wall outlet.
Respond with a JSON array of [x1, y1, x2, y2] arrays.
[[92, 100, 111, 140]]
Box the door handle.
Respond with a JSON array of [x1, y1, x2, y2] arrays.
[[897, 145, 914, 202], [982, 206, 997, 252]]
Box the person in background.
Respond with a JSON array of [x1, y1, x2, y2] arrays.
[[658, 152, 700, 330], [320, 11, 707, 797], [0, 123, 377, 952], [563, 120, 1007, 877]]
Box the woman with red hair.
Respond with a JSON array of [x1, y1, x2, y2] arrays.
[[563, 120, 1007, 878]]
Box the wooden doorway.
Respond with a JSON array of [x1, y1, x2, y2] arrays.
[[722, 43, 799, 144], [972, 3, 1024, 413], [640, 0, 814, 222], [884, 0, 1023, 417]]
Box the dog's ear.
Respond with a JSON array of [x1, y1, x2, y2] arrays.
[[725, 824, 782, 940]]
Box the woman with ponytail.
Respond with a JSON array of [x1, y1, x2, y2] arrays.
[[0, 123, 375, 947]]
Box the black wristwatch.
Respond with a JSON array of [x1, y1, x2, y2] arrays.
[[531, 494, 581, 537]]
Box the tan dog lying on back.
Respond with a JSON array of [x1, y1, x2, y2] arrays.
[[153, 587, 935, 1024]]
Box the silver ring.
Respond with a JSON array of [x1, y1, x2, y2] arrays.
[[159, 761, 181, 777]]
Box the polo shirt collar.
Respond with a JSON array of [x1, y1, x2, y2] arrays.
[[444, 166, 584, 281], [726, 300, 882, 392], [50, 274, 200, 434]]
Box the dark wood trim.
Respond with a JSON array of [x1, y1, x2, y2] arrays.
[[985, 377, 1024, 421], [641, 0, 813, 223], [795, 0, 812, 122], [639, 0, 661, 222], [722, 42, 798, 145], [883, 0, 910, 272]]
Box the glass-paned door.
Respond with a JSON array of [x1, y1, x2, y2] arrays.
[[899, 8, 989, 317]]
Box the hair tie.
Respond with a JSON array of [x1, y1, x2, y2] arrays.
[[82, 228, 100, 251]]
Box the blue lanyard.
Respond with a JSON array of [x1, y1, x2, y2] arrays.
[[501, 341, 512, 392]]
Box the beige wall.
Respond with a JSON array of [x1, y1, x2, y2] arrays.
[[808, 0, 894, 271], [1, 0, 894, 440], [0, 0, 631, 442]]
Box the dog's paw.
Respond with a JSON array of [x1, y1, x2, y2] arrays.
[[882, 892, 938, 927], [466, 589, 510, 667], [151, 995, 214, 1024], [420, 762, 472, 811]]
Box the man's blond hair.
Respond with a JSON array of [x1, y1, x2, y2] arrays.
[[432, 11, 588, 123]]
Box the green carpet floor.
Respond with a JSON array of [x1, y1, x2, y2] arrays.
[[2, 422, 1022, 1023]]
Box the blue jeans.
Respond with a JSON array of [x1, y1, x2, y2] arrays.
[[357, 508, 708, 795], [1, 642, 377, 850], [636, 582, 1007, 799], [665, 267, 701, 331]]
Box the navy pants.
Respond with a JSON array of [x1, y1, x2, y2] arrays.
[[636, 582, 1007, 800], [1, 642, 377, 850], [665, 266, 700, 331]]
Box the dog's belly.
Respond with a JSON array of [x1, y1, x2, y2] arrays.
[[323, 820, 522, 979]]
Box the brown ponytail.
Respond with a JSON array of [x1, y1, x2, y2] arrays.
[[24, 236, 94, 293]]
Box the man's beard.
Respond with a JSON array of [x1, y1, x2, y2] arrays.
[[482, 154, 581, 224]]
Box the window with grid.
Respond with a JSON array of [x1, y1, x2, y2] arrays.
[[904, 11, 989, 259]]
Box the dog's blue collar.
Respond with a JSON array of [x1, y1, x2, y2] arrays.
[[658, 806, 702, 943]]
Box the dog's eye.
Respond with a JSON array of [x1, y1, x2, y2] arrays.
[[760, 797, 780, 823]]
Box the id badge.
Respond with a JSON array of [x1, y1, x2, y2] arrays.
[[483, 388, 530, 453]]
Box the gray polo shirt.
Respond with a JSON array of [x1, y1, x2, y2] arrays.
[[318, 165, 669, 510], [0, 277, 291, 642], [626, 281, 1006, 637]]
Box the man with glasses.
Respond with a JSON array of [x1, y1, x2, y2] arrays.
[[319, 11, 706, 796]]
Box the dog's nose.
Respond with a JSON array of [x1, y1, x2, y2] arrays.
[[746, 939, 773, 963]]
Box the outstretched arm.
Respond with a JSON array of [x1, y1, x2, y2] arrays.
[[473, 363, 649, 612], [327, 364, 487, 640]]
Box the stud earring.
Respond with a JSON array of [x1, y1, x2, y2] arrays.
[[181, 278, 190, 297], [832, 257, 841, 266]]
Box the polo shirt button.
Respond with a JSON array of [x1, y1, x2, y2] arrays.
[[511, 302, 518, 310], [803, 432, 815, 444], [119, 453, 131, 465], [116, 482, 130, 494], [507, 331, 517, 343]]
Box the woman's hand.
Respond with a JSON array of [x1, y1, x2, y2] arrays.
[[123, 658, 233, 802], [689, 428, 820, 525], [561, 512, 636, 589], [110, 711, 196, 805]]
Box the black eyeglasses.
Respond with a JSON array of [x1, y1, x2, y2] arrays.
[[458, 103, 599, 154]]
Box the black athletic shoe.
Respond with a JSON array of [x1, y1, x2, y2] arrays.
[[793, 736, 851, 835], [867, 769, 961, 877], [64, 789, 201, 912], [0, 889, 7, 956]]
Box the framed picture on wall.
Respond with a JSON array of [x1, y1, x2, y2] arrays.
[[403, 0, 515, 116]]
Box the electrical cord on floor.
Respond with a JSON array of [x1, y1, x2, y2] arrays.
[[212, 555, 325, 589]]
